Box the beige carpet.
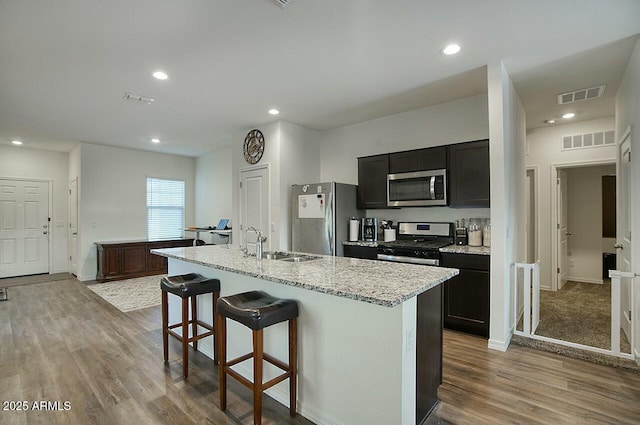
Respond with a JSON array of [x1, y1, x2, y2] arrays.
[[534, 280, 631, 353], [87, 275, 166, 312]]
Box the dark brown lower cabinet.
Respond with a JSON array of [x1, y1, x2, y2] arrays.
[[416, 283, 443, 423], [342, 244, 377, 259], [95, 239, 193, 282], [441, 253, 490, 338]]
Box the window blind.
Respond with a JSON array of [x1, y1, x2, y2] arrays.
[[147, 178, 185, 240]]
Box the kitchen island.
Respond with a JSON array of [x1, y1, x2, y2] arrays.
[[151, 245, 458, 425]]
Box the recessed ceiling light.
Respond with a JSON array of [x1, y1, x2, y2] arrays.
[[442, 44, 461, 55], [544, 119, 556, 124], [562, 112, 575, 119], [11, 140, 23, 145], [152, 71, 169, 80], [151, 138, 160, 144], [268, 109, 280, 115]]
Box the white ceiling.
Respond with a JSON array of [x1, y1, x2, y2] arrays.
[[1, 0, 639, 156]]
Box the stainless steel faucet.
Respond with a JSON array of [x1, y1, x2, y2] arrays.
[[243, 227, 267, 259]]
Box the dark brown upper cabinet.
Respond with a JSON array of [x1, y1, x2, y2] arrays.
[[389, 146, 447, 173], [357, 154, 389, 209], [448, 139, 490, 207]]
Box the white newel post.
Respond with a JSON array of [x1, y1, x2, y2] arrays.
[[608, 270, 636, 354], [514, 262, 540, 336]]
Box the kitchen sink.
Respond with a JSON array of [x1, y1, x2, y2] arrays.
[[279, 255, 321, 262], [262, 251, 321, 262]]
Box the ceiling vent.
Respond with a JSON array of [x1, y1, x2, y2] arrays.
[[123, 92, 155, 104], [271, 0, 296, 8], [557, 85, 606, 105]]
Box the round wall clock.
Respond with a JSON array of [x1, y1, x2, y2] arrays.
[[243, 129, 265, 164]]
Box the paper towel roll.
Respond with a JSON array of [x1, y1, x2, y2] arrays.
[[384, 228, 396, 242], [349, 219, 359, 241]]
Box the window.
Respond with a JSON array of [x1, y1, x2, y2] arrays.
[[147, 177, 185, 240]]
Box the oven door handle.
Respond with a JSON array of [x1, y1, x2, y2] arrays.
[[376, 253, 439, 266]]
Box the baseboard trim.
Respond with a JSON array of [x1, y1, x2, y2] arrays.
[[566, 276, 603, 285], [635, 347, 640, 367], [77, 274, 95, 282], [488, 334, 511, 352]]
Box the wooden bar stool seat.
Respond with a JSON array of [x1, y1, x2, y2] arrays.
[[216, 290, 298, 425], [161, 273, 220, 378]]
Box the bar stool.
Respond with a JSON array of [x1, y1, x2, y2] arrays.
[[161, 273, 220, 378], [216, 290, 298, 425]]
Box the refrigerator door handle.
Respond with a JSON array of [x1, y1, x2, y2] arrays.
[[328, 188, 335, 255]]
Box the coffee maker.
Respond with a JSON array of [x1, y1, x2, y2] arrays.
[[361, 217, 378, 242]]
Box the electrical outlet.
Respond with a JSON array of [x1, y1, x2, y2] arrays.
[[405, 328, 415, 353]]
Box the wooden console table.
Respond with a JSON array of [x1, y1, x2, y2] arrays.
[[95, 238, 193, 282]]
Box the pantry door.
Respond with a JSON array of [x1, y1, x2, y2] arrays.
[[0, 179, 50, 278]]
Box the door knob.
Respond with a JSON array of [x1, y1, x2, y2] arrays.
[[614, 243, 623, 249], [565, 232, 572, 236]]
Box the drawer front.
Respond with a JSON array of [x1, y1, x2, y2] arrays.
[[441, 253, 489, 271]]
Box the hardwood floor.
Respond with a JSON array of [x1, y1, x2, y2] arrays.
[[0, 277, 312, 425], [1, 276, 639, 425], [431, 331, 640, 425]]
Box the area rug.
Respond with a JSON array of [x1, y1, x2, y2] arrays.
[[87, 275, 165, 312]]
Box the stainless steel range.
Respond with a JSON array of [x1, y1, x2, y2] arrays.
[[376, 222, 454, 266]]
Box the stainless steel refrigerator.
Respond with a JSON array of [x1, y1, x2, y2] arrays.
[[291, 182, 360, 256]]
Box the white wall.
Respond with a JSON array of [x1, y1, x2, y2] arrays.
[[0, 145, 69, 273], [195, 146, 233, 244], [319, 94, 489, 184], [278, 121, 321, 248], [487, 61, 527, 351], [615, 37, 640, 363], [76, 143, 195, 280], [231, 121, 320, 252], [566, 165, 616, 284], [317, 93, 490, 225], [526, 117, 616, 290]]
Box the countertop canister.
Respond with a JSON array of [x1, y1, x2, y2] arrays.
[[468, 218, 483, 247], [349, 218, 359, 242]]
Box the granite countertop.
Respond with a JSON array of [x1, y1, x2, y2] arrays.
[[152, 245, 458, 308], [440, 245, 491, 255]]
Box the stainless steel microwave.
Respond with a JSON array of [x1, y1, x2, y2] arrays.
[[387, 169, 447, 207]]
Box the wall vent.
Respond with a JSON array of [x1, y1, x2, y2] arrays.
[[557, 85, 606, 105], [562, 130, 615, 151], [123, 92, 154, 104], [271, 0, 296, 8]]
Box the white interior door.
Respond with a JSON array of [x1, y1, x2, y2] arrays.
[[0, 179, 50, 278], [617, 133, 632, 340], [69, 177, 79, 276], [557, 169, 569, 290], [239, 166, 270, 254]]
